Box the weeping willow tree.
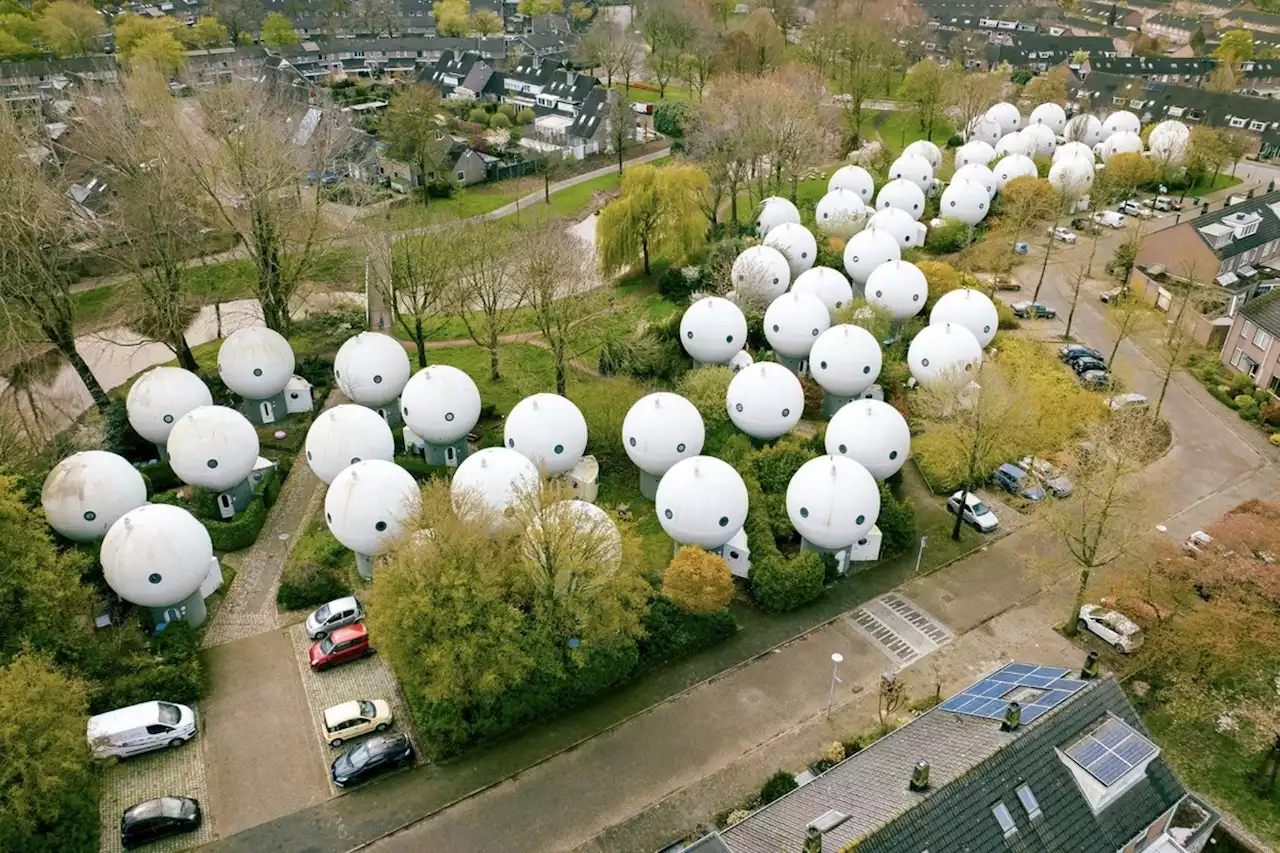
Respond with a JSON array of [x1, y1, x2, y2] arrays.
[[597, 162, 709, 277]]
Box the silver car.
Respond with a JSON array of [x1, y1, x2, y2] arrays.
[[305, 597, 365, 640], [1017, 457, 1072, 498]]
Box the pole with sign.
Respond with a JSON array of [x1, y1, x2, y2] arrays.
[[914, 535, 927, 574]]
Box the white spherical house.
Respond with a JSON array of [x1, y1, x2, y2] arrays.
[[126, 367, 213, 451], [791, 267, 854, 316], [994, 132, 1030, 159], [786, 455, 880, 551], [1053, 141, 1096, 166], [102, 504, 216, 624], [866, 208, 924, 250], [762, 222, 818, 278], [930, 288, 999, 348], [825, 398, 911, 480], [727, 362, 804, 440], [623, 392, 705, 498], [865, 260, 928, 321], [764, 291, 830, 371], [304, 404, 395, 485], [731, 245, 791, 304], [167, 405, 260, 494], [1029, 102, 1067, 135], [955, 140, 996, 168], [843, 228, 901, 286], [1049, 157, 1095, 197], [399, 364, 482, 467], [903, 139, 942, 170], [504, 393, 589, 476], [523, 500, 622, 576], [1064, 114, 1106, 147], [992, 154, 1039, 191], [42, 451, 147, 542], [907, 321, 984, 385], [1103, 110, 1141, 138], [680, 296, 748, 364], [756, 196, 801, 236], [1019, 124, 1058, 159], [953, 163, 997, 199], [828, 165, 875, 203], [334, 332, 412, 417], [325, 459, 421, 579], [876, 178, 927, 221], [938, 178, 990, 226], [967, 116, 1003, 146], [218, 326, 295, 425], [888, 154, 934, 195], [1149, 120, 1190, 168], [814, 189, 868, 238], [986, 102, 1022, 136], [810, 324, 882, 410], [450, 446, 540, 526], [655, 456, 748, 550], [1100, 130, 1144, 164]]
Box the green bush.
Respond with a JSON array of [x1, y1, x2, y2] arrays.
[[138, 460, 180, 493], [925, 219, 972, 254], [877, 483, 916, 554], [498, 103, 517, 119], [394, 454, 449, 481], [636, 596, 738, 670], [101, 396, 156, 462], [489, 112, 511, 129], [90, 658, 206, 714], [658, 264, 700, 301], [676, 366, 735, 430], [945, 134, 963, 149], [468, 107, 488, 124], [517, 107, 536, 124], [760, 770, 798, 805], [996, 300, 1020, 330], [277, 559, 353, 611], [1234, 394, 1258, 411], [1271, 433, 1280, 446], [653, 100, 687, 138], [200, 495, 267, 552], [1261, 402, 1280, 427], [751, 551, 825, 613]]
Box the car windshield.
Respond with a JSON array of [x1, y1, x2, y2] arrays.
[[313, 603, 331, 623], [971, 501, 990, 515], [347, 742, 371, 768], [157, 702, 181, 726], [319, 636, 336, 654], [358, 700, 376, 718]]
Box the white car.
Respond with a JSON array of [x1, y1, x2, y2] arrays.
[[1119, 200, 1155, 219], [1183, 530, 1213, 556], [1048, 226, 1077, 243], [1078, 604, 1144, 653], [946, 490, 999, 533], [1106, 393, 1149, 411]]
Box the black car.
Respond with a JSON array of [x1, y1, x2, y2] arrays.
[[1064, 349, 1106, 368], [1080, 369, 1112, 389], [1059, 344, 1104, 363], [331, 733, 413, 788], [121, 796, 201, 849], [1072, 356, 1107, 375]]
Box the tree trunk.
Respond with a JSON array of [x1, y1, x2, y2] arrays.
[[1064, 567, 1091, 636], [1032, 216, 1058, 301], [414, 317, 428, 368], [1064, 284, 1082, 340], [176, 336, 199, 372], [488, 341, 501, 381], [65, 340, 109, 412], [545, 169, 551, 203], [419, 154, 432, 208], [554, 345, 567, 396], [641, 233, 650, 275], [1254, 732, 1280, 798]]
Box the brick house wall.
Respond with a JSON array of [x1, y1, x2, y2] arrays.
[[1221, 313, 1280, 393]]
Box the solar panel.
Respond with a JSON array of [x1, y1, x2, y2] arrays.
[[1065, 717, 1159, 787], [937, 663, 1090, 723]]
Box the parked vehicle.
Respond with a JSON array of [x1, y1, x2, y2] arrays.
[[1099, 286, 1128, 303], [1078, 603, 1144, 653], [88, 701, 197, 759], [1070, 217, 1102, 233], [323, 699, 393, 747], [1106, 392, 1149, 411], [309, 624, 374, 672], [330, 733, 414, 788], [1017, 456, 1073, 497], [1059, 344, 1103, 363], [1065, 350, 1106, 369], [1183, 530, 1213, 556], [1080, 369, 1112, 389], [993, 463, 1046, 501], [1093, 210, 1126, 229], [1151, 195, 1180, 211], [1011, 301, 1057, 319], [1118, 200, 1154, 218], [305, 596, 365, 640], [1072, 356, 1108, 375], [1048, 226, 1077, 243], [946, 490, 999, 532], [121, 796, 202, 850]]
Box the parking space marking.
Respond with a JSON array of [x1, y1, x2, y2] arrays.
[[845, 593, 955, 666]]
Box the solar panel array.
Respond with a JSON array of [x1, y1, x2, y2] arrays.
[[937, 663, 1090, 724], [1064, 717, 1158, 786]]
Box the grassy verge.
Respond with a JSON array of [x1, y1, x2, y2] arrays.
[[613, 82, 693, 103], [363, 181, 538, 230], [858, 110, 955, 158]]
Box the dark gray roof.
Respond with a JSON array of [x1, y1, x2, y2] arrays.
[[1060, 16, 1131, 38], [569, 86, 607, 140], [1227, 9, 1280, 28], [1089, 55, 1216, 78], [1241, 289, 1280, 335], [1188, 190, 1280, 260], [1076, 71, 1280, 130], [1146, 12, 1204, 32]]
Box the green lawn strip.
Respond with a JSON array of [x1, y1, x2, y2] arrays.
[[613, 82, 692, 103], [361, 182, 536, 230], [859, 110, 955, 159]]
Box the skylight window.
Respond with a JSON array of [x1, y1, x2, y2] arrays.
[[992, 802, 1017, 837], [1065, 717, 1158, 786], [1016, 784, 1041, 819]]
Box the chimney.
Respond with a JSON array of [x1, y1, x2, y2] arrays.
[[909, 760, 930, 791], [1001, 701, 1022, 732], [803, 826, 823, 853], [1081, 650, 1100, 679]]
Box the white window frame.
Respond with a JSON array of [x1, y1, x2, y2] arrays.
[[992, 802, 1017, 837], [1230, 116, 1248, 128], [1232, 346, 1244, 366], [1251, 119, 1269, 131], [1016, 784, 1042, 819], [1254, 328, 1274, 350], [455, 170, 465, 181], [1244, 320, 1257, 339]]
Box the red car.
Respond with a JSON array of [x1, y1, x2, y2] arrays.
[[308, 624, 373, 671]]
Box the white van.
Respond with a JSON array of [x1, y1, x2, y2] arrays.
[[87, 701, 197, 759], [1092, 210, 1126, 229]]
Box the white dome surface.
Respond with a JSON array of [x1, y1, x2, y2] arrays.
[[1100, 130, 1144, 163], [828, 165, 875, 203], [786, 455, 880, 550], [680, 296, 747, 364], [992, 154, 1039, 190], [729, 350, 754, 372], [1049, 157, 1095, 197], [814, 189, 868, 238], [756, 196, 801, 236], [1053, 141, 1096, 165], [504, 393, 588, 476], [167, 405, 260, 492], [986, 102, 1022, 136], [655, 456, 748, 549], [865, 260, 928, 321], [993, 132, 1029, 159], [1149, 120, 1190, 167], [791, 267, 854, 316], [727, 362, 804, 440], [42, 451, 147, 542], [218, 327, 295, 400], [762, 222, 818, 278], [907, 321, 984, 384], [825, 399, 911, 479], [324, 459, 421, 556], [451, 446, 540, 523], [1029, 102, 1067, 135], [930, 288, 999, 348], [731, 245, 791, 303], [764, 291, 831, 358], [334, 332, 412, 408], [876, 178, 927, 220], [102, 504, 211, 607], [866, 208, 923, 250], [623, 392, 705, 476], [1064, 114, 1106, 147], [810, 324, 882, 397], [888, 154, 934, 194], [304, 404, 396, 485], [399, 364, 482, 444], [843, 228, 901, 286], [955, 140, 996, 167], [1019, 124, 1057, 159], [126, 367, 213, 445], [1103, 110, 1140, 138], [939, 178, 990, 226], [967, 116, 1003, 146], [903, 139, 942, 169], [524, 500, 621, 570], [952, 163, 997, 199]]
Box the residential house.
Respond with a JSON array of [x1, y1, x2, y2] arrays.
[[1082, 55, 1280, 93], [1059, 16, 1135, 40], [1078, 0, 1144, 30], [271, 37, 509, 82], [984, 33, 1117, 71], [1221, 291, 1280, 393], [1144, 13, 1214, 45], [695, 661, 1218, 853], [1220, 8, 1280, 35], [0, 56, 118, 104]]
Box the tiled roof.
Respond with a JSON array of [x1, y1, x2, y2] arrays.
[[1060, 15, 1132, 38], [1076, 71, 1280, 128], [1226, 8, 1280, 28], [568, 86, 607, 141], [1188, 189, 1280, 260], [1241, 289, 1280, 335], [1147, 12, 1204, 31]]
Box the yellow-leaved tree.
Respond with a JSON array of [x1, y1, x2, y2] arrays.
[[662, 545, 733, 613], [597, 162, 709, 277]]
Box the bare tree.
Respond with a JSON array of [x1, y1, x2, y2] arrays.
[[1062, 263, 1088, 342], [606, 91, 636, 174], [819, 0, 900, 151], [518, 222, 600, 395], [944, 64, 1007, 141], [640, 0, 700, 99], [579, 18, 633, 88], [1106, 291, 1152, 365], [686, 76, 754, 224], [1152, 286, 1197, 421], [372, 230, 454, 368], [450, 219, 526, 381]]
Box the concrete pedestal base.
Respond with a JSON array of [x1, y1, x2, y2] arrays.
[[639, 470, 661, 501], [822, 391, 856, 418], [776, 354, 807, 376], [150, 588, 208, 629], [355, 552, 374, 583]]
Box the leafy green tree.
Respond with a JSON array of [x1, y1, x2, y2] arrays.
[[381, 84, 453, 207], [1214, 29, 1255, 62], [751, 551, 824, 613], [470, 8, 501, 34], [432, 0, 470, 35], [1189, 26, 1206, 55], [518, 0, 563, 14], [0, 13, 41, 59], [662, 546, 733, 613], [598, 162, 709, 276], [259, 11, 298, 46], [38, 0, 103, 57], [899, 59, 947, 141], [186, 15, 229, 48], [128, 29, 186, 71], [652, 99, 686, 138]]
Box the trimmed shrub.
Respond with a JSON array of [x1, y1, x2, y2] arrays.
[[636, 596, 738, 670], [945, 134, 963, 149], [138, 460, 180, 493], [277, 560, 353, 611], [101, 396, 155, 461], [658, 264, 700, 301], [468, 107, 488, 124], [751, 551, 825, 613], [489, 112, 511, 129], [662, 546, 733, 613], [498, 103, 517, 119], [394, 454, 449, 481], [877, 483, 917, 554], [1261, 402, 1280, 427], [653, 100, 686, 138], [91, 659, 206, 714], [1270, 433, 1280, 446], [924, 219, 971, 254], [996, 300, 1020, 330], [760, 770, 798, 805], [201, 495, 267, 552], [677, 366, 735, 430], [517, 107, 536, 124]]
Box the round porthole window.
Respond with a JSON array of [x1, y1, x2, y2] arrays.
[[735, 403, 743, 412], [554, 444, 564, 454], [858, 538, 867, 546], [725, 335, 734, 343], [148, 573, 163, 585], [772, 324, 780, 332], [913, 294, 920, 301], [773, 277, 780, 284], [253, 368, 263, 377], [351, 457, 360, 464], [852, 255, 860, 262], [445, 412, 454, 421], [207, 459, 219, 469], [373, 375, 383, 384], [375, 521, 387, 532], [629, 437, 636, 447], [890, 451, 899, 461], [820, 360, 828, 369], [306, 450, 313, 460], [875, 290, 882, 297], [686, 331, 694, 339], [921, 358, 930, 367], [862, 365, 871, 374], [163, 414, 174, 424], [730, 551, 740, 559], [811, 328, 819, 336], [838, 443, 847, 453], [326, 512, 332, 523], [677, 442, 686, 452], [782, 408, 791, 417], [718, 516, 729, 527], [799, 507, 809, 518], [84, 510, 96, 522], [664, 509, 673, 519], [856, 514, 865, 524], [508, 439, 515, 448], [801, 251, 808, 258]]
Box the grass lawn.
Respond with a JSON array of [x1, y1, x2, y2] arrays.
[[859, 110, 955, 159], [363, 181, 537, 231], [614, 82, 693, 103]]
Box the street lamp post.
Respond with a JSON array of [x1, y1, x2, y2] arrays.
[[826, 653, 844, 718]]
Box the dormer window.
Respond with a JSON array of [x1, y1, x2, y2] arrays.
[[1058, 716, 1160, 813]]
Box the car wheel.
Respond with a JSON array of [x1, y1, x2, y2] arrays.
[[168, 738, 185, 749], [375, 723, 389, 732], [313, 631, 326, 641], [331, 738, 344, 747], [1113, 640, 1126, 653], [1077, 619, 1088, 634]]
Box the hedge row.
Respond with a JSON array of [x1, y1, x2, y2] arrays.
[[277, 525, 355, 612]]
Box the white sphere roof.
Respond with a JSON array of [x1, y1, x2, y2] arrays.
[[986, 101, 1022, 136], [42, 451, 147, 542], [729, 350, 754, 372], [967, 116, 1003, 146], [525, 500, 621, 568], [866, 208, 923, 250], [399, 364, 482, 445], [888, 154, 934, 194], [939, 178, 990, 226], [680, 296, 747, 364], [876, 178, 927, 221], [764, 291, 831, 358], [1019, 124, 1058, 159], [1053, 141, 1096, 165], [1049, 157, 1095, 197], [1029, 102, 1067, 135], [953, 163, 997, 199], [727, 362, 804, 440], [1103, 110, 1140, 138], [756, 196, 801, 236], [167, 405, 260, 491], [334, 332, 412, 407], [101, 504, 211, 607], [762, 222, 818, 278], [731, 245, 791, 303], [993, 132, 1029, 159], [1149, 120, 1190, 165], [324, 459, 421, 556], [1100, 130, 1144, 163], [623, 392, 705, 476], [828, 165, 874, 203], [786, 455, 880, 549], [504, 393, 588, 476], [655, 456, 748, 549], [992, 154, 1039, 190], [814, 189, 867, 238], [903, 139, 942, 169], [843, 228, 901, 286], [825, 398, 911, 479], [304, 404, 396, 485], [866, 260, 928, 321], [450, 446, 540, 524], [791, 266, 854, 316], [126, 367, 213, 445], [810, 324, 882, 397], [930, 288, 999, 348], [907, 321, 984, 385], [955, 140, 996, 168], [218, 326, 295, 400], [1064, 114, 1106, 147]]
